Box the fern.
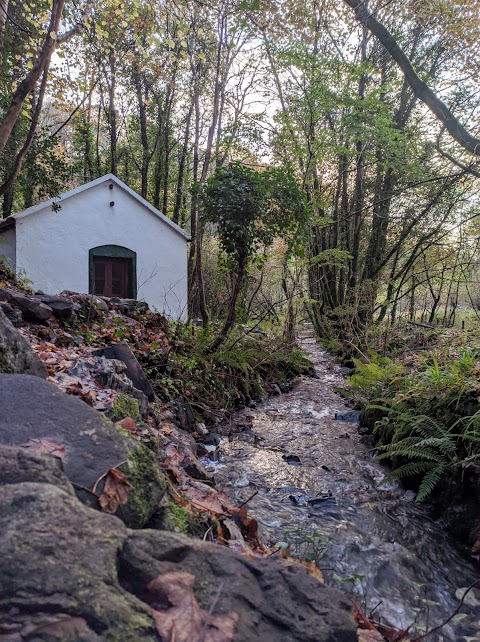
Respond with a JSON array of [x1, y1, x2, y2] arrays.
[[375, 411, 458, 502], [417, 463, 448, 502]]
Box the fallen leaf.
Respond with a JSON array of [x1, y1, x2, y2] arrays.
[[357, 630, 385, 642], [299, 559, 324, 582], [98, 468, 132, 513], [148, 571, 238, 642], [222, 517, 245, 544], [21, 438, 67, 460], [116, 417, 138, 435]]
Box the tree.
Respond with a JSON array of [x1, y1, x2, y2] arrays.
[[201, 162, 307, 352], [0, 0, 93, 154], [342, 0, 480, 157]]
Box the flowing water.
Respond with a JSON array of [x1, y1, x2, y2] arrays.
[[203, 334, 480, 641]]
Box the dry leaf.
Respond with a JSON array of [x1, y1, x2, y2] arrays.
[[222, 518, 245, 544], [148, 571, 238, 642], [98, 468, 132, 513], [299, 559, 324, 583], [357, 629, 385, 642], [21, 438, 67, 460], [116, 417, 138, 435]]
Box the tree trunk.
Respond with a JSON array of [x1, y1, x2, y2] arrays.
[[0, 0, 9, 59], [108, 49, 117, 175], [206, 257, 247, 353], [173, 102, 193, 225]]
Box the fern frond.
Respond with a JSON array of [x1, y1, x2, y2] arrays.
[[416, 463, 447, 502]]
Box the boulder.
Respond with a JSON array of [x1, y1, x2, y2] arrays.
[[0, 478, 155, 641], [92, 342, 155, 401], [107, 297, 149, 314], [0, 374, 166, 527], [121, 531, 357, 642], [0, 301, 22, 327], [34, 293, 78, 321], [0, 445, 74, 494], [69, 355, 149, 416], [60, 291, 109, 319], [0, 447, 357, 642], [0, 287, 53, 322], [0, 308, 46, 377]]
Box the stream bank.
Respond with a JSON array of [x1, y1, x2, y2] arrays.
[[205, 334, 480, 642]]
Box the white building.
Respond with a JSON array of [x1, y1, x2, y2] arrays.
[[0, 174, 189, 320]]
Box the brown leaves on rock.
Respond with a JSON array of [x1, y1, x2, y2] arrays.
[[21, 437, 67, 460], [357, 630, 387, 642], [98, 468, 132, 513], [116, 417, 139, 436], [148, 571, 238, 642], [164, 440, 266, 554]]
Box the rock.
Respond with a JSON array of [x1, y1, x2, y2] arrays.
[[0, 481, 155, 641], [108, 297, 149, 314], [237, 429, 264, 444], [0, 375, 166, 527], [203, 433, 221, 447], [334, 410, 360, 424], [271, 384, 282, 396], [92, 342, 154, 401], [61, 292, 109, 319], [0, 287, 53, 322], [69, 356, 149, 417], [283, 453, 302, 466], [0, 445, 73, 494], [34, 293, 77, 321], [0, 308, 46, 377], [121, 530, 358, 642], [196, 422, 208, 436], [0, 449, 357, 642], [0, 302, 22, 327]]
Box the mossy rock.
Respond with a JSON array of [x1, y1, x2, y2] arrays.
[[118, 441, 167, 528], [109, 394, 140, 422], [152, 498, 204, 535], [0, 375, 165, 529]]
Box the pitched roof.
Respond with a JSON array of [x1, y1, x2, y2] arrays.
[[7, 174, 190, 241]]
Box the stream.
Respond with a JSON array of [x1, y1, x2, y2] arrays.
[[202, 334, 480, 641]]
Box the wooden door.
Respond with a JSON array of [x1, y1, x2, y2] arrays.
[[93, 256, 130, 298]]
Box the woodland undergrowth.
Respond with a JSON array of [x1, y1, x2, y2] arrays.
[[347, 323, 480, 509]]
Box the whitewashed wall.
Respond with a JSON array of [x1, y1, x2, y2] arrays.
[[0, 228, 16, 270], [14, 180, 188, 319]]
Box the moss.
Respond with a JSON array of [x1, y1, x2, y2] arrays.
[[0, 349, 12, 374], [166, 500, 196, 534], [110, 394, 140, 422], [119, 441, 166, 527]]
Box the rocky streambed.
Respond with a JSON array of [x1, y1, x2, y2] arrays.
[[205, 335, 480, 641]]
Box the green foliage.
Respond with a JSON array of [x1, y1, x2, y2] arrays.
[[373, 406, 480, 501], [349, 356, 404, 397], [110, 394, 140, 421], [0, 256, 14, 280], [355, 330, 480, 502], [165, 325, 311, 414], [374, 410, 457, 501], [201, 162, 309, 268], [283, 526, 332, 566]]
